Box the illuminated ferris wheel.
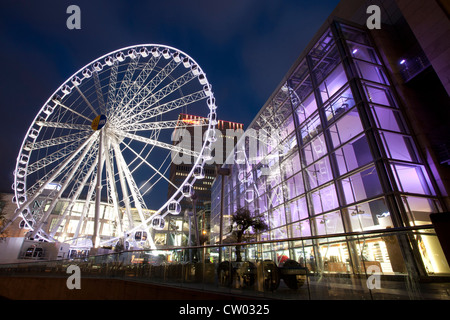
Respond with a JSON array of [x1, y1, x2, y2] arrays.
[[6, 44, 218, 249]]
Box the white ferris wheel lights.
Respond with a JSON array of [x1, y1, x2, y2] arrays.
[[8, 44, 216, 249]]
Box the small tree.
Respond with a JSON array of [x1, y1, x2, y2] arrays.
[[227, 207, 268, 262]]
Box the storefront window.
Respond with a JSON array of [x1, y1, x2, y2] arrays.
[[401, 195, 440, 226], [344, 198, 393, 232], [340, 24, 371, 45], [285, 171, 305, 199], [300, 112, 322, 145], [280, 152, 301, 179], [288, 219, 311, 238]]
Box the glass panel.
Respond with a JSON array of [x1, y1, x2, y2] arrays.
[[287, 219, 311, 238], [312, 211, 344, 236], [289, 60, 309, 92], [371, 105, 407, 133], [347, 41, 381, 64], [324, 86, 356, 125], [280, 152, 301, 179], [288, 196, 309, 222], [328, 107, 364, 149], [309, 29, 335, 69], [334, 134, 372, 176], [293, 75, 314, 103], [402, 196, 440, 226], [309, 184, 339, 215], [341, 25, 371, 45], [270, 205, 287, 228], [312, 45, 341, 85], [355, 60, 388, 85], [416, 231, 450, 275], [391, 163, 435, 196], [306, 156, 333, 190], [300, 112, 322, 145], [279, 114, 295, 141], [340, 166, 383, 205], [302, 133, 327, 166], [295, 93, 317, 125], [318, 64, 348, 104], [380, 132, 418, 162], [285, 171, 305, 199], [363, 83, 396, 107], [345, 198, 393, 232]]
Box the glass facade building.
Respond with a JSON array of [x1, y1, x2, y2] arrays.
[[211, 20, 450, 277]]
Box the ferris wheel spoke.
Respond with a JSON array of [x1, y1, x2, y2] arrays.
[[35, 121, 91, 131], [111, 140, 134, 229], [112, 141, 148, 229], [30, 136, 97, 237], [73, 85, 99, 118], [53, 99, 93, 122], [26, 140, 80, 175], [93, 71, 106, 115], [72, 159, 101, 243], [108, 55, 161, 120], [122, 141, 178, 190], [25, 131, 92, 151], [104, 137, 123, 235], [112, 59, 183, 124], [49, 152, 99, 237], [112, 128, 201, 158], [105, 60, 119, 112], [119, 118, 207, 132], [118, 90, 208, 128]]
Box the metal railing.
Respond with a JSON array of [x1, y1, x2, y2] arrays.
[[1, 226, 449, 300]]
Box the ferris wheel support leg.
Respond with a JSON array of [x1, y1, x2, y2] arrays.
[[112, 140, 134, 230], [104, 137, 123, 236], [92, 129, 103, 249]]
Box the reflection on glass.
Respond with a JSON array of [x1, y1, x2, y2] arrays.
[[340, 166, 383, 205], [329, 108, 363, 149], [324, 86, 356, 124], [309, 184, 339, 215], [318, 64, 347, 103], [334, 134, 372, 176], [371, 105, 407, 133], [391, 163, 435, 195], [344, 198, 393, 232]]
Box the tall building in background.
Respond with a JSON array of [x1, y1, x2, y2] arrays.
[[212, 0, 450, 278], [155, 113, 243, 247]]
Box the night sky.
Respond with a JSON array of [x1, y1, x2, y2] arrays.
[[0, 0, 340, 194]]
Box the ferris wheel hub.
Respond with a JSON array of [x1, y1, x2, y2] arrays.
[[91, 114, 107, 131]]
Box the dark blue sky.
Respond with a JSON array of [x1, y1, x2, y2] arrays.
[[0, 0, 340, 193]]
